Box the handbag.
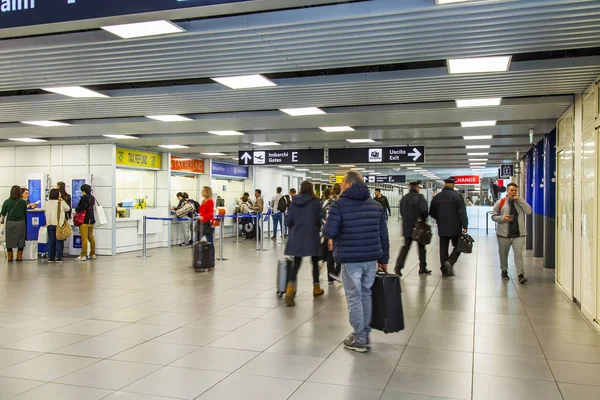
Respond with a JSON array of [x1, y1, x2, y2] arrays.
[[175, 202, 195, 218], [411, 219, 432, 245], [73, 210, 86, 227], [94, 200, 108, 226], [56, 200, 72, 241], [38, 226, 48, 244], [457, 233, 475, 254]]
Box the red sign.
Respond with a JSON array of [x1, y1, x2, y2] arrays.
[[171, 156, 204, 174], [454, 175, 480, 185]]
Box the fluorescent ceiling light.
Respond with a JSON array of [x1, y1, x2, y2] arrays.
[[22, 120, 70, 127], [207, 130, 244, 136], [339, 165, 355, 168], [407, 167, 420, 170], [436, 0, 478, 4], [351, 168, 365, 171], [320, 126, 355, 132], [232, 157, 239, 160], [43, 86, 108, 98], [101, 20, 184, 39], [322, 173, 332, 176], [466, 145, 491, 149], [280, 107, 326, 116], [158, 145, 189, 149], [251, 142, 280, 146], [211, 74, 276, 89], [448, 56, 511, 74], [467, 152, 489, 156], [103, 134, 138, 139], [296, 168, 310, 171], [464, 135, 494, 140], [201, 152, 226, 156], [470, 163, 487, 166], [371, 172, 382, 175], [469, 158, 488, 161], [346, 139, 375, 143], [8, 138, 47, 143], [455, 98, 502, 108], [461, 121, 497, 128], [312, 171, 323, 174], [278, 166, 294, 169], [146, 115, 192, 122], [400, 164, 417, 167]]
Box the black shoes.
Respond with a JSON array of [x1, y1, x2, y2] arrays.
[[501, 271, 510, 280], [441, 261, 454, 277], [518, 274, 528, 284], [419, 268, 432, 275]]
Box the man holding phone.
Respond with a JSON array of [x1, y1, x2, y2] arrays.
[[491, 183, 533, 283]]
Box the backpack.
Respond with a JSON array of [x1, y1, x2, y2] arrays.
[[277, 196, 288, 213], [189, 199, 200, 213]]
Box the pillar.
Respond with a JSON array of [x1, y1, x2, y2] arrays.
[[525, 149, 534, 250], [543, 131, 557, 268], [532, 141, 545, 258]]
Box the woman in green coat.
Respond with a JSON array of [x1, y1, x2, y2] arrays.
[[1, 186, 28, 262]]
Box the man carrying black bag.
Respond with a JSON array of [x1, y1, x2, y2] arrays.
[[394, 181, 431, 276]]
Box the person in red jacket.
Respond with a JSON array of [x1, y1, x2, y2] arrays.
[[198, 186, 215, 266]]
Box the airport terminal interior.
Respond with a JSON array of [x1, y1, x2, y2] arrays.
[[1, 0, 600, 399]]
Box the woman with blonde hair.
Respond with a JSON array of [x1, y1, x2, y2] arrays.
[[198, 186, 215, 266]]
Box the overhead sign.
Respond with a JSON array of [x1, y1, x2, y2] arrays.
[[328, 146, 425, 164], [116, 147, 161, 170], [364, 175, 406, 184], [1, 0, 251, 30], [171, 156, 204, 174], [454, 176, 481, 185], [238, 149, 324, 166], [500, 164, 514, 178], [212, 162, 248, 179]]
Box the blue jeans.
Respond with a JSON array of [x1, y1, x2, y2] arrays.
[[47, 225, 64, 260], [342, 261, 377, 345], [272, 214, 282, 237]]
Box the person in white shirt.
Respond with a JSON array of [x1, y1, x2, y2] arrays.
[[44, 189, 71, 263], [270, 187, 285, 239]]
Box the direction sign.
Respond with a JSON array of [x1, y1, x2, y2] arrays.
[[363, 175, 406, 184], [500, 164, 514, 178], [238, 149, 324, 166], [328, 146, 425, 164]]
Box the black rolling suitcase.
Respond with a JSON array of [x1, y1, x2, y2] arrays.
[[370, 272, 404, 333], [193, 241, 214, 272]]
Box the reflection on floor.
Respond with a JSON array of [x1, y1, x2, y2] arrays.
[[1, 224, 599, 400]]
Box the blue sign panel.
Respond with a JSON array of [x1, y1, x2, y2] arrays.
[[500, 164, 514, 178], [71, 179, 86, 209], [27, 179, 42, 205], [73, 235, 82, 249], [211, 162, 248, 178], [1, 0, 250, 30]]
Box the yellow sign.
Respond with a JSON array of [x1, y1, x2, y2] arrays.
[[329, 176, 344, 184], [116, 147, 161, 169]]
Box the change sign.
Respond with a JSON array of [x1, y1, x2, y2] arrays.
[[329, 146, 425, 164], [238, 149, 324, 166]]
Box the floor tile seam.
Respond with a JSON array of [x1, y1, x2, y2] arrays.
[[0, 355, 103, 386], [470, 240, 482, 400]]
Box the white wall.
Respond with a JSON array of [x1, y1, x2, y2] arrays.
[[254, 166, 306, 210]]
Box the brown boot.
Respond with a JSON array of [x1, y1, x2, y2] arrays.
[[16, 251, 23, 262], [7, 251, 13, 262], [313, 283, 325, 298], [284, 283, 295, 307]]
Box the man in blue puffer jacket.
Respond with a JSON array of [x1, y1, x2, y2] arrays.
[[323, 171, 390, 353]]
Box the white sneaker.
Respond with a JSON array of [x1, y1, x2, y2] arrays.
[[88, 255, 97, 260], [75, 256, 87, 261]]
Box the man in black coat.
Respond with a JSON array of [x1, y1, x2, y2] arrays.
[[429, 177, 468, 276], [394, 181, 430, 276]]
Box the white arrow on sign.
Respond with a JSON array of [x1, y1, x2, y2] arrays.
[[408, 148, 422, 161], [240, 152, 252, 165]]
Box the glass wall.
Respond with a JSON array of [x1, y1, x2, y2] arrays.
[[116, 168, 157, 208]]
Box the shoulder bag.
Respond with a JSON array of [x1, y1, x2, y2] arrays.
[[412, 219, 432, 245], [56, 200, 72, 241], [457, 233, 475, 254]]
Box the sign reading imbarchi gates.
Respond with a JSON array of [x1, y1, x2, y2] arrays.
[[328, 146, 425, 164], [238, 149, 324, 166], [0, 0, 251, 29]]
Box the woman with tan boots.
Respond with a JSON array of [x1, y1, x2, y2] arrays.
[[284, 181, 325, 306], [1, 186, 28, 262]]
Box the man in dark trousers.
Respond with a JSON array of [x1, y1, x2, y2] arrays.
[[373, 189, 391, 220], [429, 177, 468, 277], [394, 181, 431, 276]]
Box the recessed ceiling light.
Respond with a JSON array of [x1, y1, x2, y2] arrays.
[[280, 107, 326, 116], [351, 167, 365, 171], [278, 166, 294, 169], [464, 135, 494, 140], [158, 145, 189, 149], [436, 0, 478, 4], [469, 158, 488, 161], [251, 142, 280, 146], [21, 120, 71, 127], [211, 74, 276, 89], [371, 172, 382, 175], [146, 115, 192, 122], [467, 152, 489, 156], [43, 86, 108, 98], [470, 162, 487, 165], [8, 138, 47, 143], [339, 165, 355, 168], [103, 134, 138, 139], [207, 130, 245, 136], [101, 20, 185, 39], [232, 157, 239, 160], [346, 139, 375, 143], [320, 126, 355, 132], [448, 56, 511, 74], [466, 145, 491, 149], [407, 167, 420, 170], [201, 152, 226, 156], [400, 164, 417, 167], [296, 168, 310, 172], [456, 98, 502, 108], [461, 121, 497, 128]]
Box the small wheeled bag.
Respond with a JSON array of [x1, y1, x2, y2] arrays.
[[457, 233, 475, 254], [370, 271, 404, 334], [411, 219, 432, 245], [193, 240, 214, 272], [276, 257, 296, 296]]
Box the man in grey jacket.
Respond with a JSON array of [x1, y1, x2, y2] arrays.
[[491, 183, 533, 284]]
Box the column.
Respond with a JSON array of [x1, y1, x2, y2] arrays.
[[543, 131, 557, 268], [525, 149, 534, 250], [532, 141, 545, 258]]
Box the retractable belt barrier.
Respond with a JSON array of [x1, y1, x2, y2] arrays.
[[486, 211, 493, 235]]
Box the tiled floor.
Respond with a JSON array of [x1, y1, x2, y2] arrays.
[[1, 224, 599, 400]]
